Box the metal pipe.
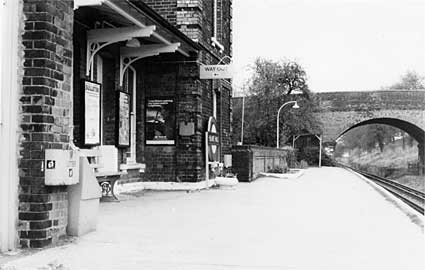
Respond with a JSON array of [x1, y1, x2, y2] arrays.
[[240, 95, 245, 145]]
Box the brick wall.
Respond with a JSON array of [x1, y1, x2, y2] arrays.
[[132, 53, 232, 183], [314, 91, 425, 143], [143, 0, 178, 25], [175, 62, 204, 182], [71, 1, 233, 183], [20, 0, 73, 248], [136, 57, 179, 182], [134, 55, 206, 182], [144, 0, 233, 57], [314, 90, 425, 112], [220, 83, 232, 156]]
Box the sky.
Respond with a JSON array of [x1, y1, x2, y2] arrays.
[[232, 0, 425, 94]]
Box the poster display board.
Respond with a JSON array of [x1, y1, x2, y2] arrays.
[[117, 91, 130, 147], [82, 80, 101, 146], [146, 98, 175, 145]]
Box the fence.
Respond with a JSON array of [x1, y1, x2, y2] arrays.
[[231, 145, 295, 182]]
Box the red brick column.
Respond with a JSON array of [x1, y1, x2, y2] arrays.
[[176, 63, 204, 182], [19, 0, 73, 248]]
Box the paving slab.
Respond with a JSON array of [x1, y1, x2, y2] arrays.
[[1, 167, 424, 270]]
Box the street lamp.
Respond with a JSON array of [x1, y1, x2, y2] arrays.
[[276, 101, 299, 148]]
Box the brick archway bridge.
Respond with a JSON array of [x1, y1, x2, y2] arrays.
[[313, 90, 425, 169]]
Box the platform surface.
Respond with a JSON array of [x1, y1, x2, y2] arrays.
[[2, 167, 424, 270]]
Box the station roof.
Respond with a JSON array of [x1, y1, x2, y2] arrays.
[[74, 0, 202, 57]]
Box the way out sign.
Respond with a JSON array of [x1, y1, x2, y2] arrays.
[[200, 65, 233, 79]]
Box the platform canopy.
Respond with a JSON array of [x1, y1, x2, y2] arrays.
[[74, 0, 201, 79]]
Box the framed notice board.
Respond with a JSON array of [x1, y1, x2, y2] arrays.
[[145, 97, 175, 145], [81, 79, 101, 146], [116, 90, 130, 147]]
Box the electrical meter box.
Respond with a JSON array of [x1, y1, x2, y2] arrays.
[[45, 149, 79, 185]]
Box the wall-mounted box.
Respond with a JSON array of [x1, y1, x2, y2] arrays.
[[224, 154, 232, 168], [179, 121, 195, 136], [45, 149, 79, 185]]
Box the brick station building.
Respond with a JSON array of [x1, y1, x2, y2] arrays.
[[0, 0, 233, 251]]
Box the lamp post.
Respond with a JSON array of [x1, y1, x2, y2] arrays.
[[276, 101, 299, 148]]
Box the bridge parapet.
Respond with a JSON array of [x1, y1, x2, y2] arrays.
[[313, 90, 425, 169], [314, 90, 425, 112]]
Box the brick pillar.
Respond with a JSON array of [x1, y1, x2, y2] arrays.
[[176, 63, 204, 182], [20, 0, 73, 248], [176, 0, 203, 42]]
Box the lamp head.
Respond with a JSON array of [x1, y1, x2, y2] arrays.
[[292, 102, 300, 109]]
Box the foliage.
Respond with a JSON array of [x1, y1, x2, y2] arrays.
[[385, 70, 425, 90], [248, 58, 308, 96], [338, 125, 399, 153], [267, 166, 288, 173], [232, 58, 321, 147]]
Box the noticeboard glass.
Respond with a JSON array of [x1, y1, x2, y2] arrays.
[[117, 91, 130, 147], [146, 98, 175, 145], [82, 80, 101, 146]]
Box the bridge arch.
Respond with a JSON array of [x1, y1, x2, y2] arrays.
[[313, 90, 425, 172], [338, 118, 424, 146]]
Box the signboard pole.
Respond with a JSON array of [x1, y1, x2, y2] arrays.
[[319, 135, 322, 168], [315, 134, 322, 168], [205, 131, 209, 186]]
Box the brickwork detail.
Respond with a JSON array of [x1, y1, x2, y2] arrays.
[[20, 0, 73, 248], [314, 91, 425, 143], [71, 1, 233, 184], [144, 0, 232, 57], [144, 0, 178, 25]]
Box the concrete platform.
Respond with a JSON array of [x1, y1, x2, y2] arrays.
[[1, 167, 423, 270]]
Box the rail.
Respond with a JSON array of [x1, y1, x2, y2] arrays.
[[336, 163, 424, 215]]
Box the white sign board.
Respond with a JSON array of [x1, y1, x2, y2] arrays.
[[45, 149, 79, 186], [200, 65, 233, 79], [83, 80, 101, 145]]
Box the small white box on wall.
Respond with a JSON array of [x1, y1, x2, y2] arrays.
[[224, 154, 232, 168], [45, 149, 79, 185]]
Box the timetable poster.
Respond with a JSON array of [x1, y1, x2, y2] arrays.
[[83, 80, 101, 145]]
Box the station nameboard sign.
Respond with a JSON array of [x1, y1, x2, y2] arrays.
[[200, 65, 233, 79], [207, 117, 219, 162]]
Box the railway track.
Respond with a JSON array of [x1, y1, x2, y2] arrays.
[[337, 163, 425, 215]]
